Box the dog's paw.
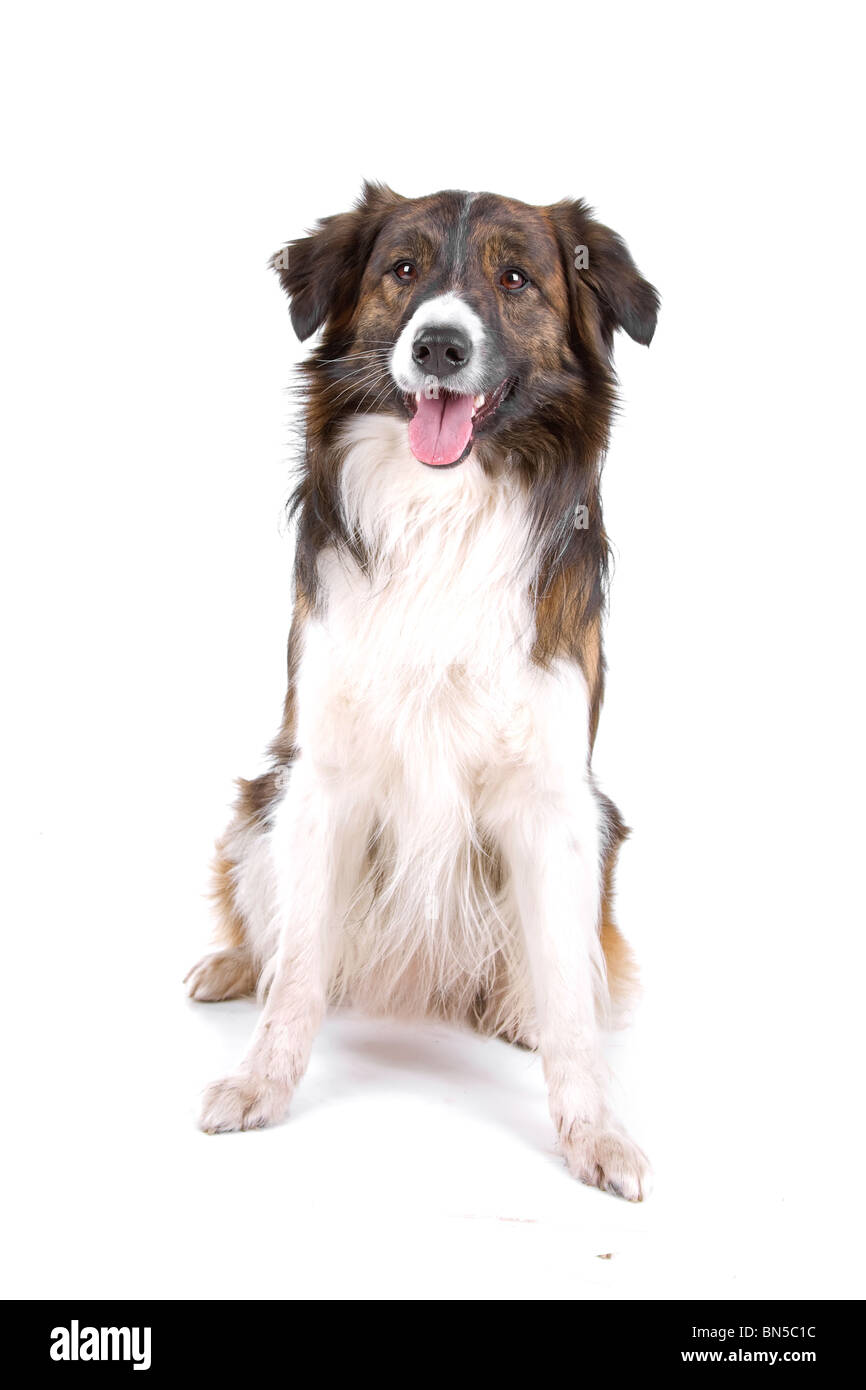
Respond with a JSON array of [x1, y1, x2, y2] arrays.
[[184, 948, 256, 1002], [562, 1126, 650, 1201], [198, 1070, 291, 1134]]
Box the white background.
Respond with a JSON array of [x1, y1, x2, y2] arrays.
[[2, 1, 864, 1300]]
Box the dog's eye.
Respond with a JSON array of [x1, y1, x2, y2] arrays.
[[393, 260, 417, 283], [500, 268, 529, 292]]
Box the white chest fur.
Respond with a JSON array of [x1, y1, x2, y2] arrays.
[[295, 416, 543, 787]]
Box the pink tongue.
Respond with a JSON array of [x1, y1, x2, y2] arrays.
[[408, 392, 474, 466]]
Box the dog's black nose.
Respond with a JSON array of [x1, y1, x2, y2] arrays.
[[411, 326, 471, 379]]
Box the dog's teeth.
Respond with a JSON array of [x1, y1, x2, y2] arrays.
[[474, 394, 485, 409], [415, 391, 421, 403]]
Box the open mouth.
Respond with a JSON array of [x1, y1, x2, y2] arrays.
[[405, 378, 515, 467]]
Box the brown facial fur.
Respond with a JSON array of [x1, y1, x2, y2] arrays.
[[274, 185, 657, 624]]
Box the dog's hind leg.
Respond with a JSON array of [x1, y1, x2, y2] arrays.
[[186, 764, 292, 1003], [185, 831, 259, 1001], [185, 946, 257, 1002]]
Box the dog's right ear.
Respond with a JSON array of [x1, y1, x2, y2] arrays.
[[271, 182, 404, 340]]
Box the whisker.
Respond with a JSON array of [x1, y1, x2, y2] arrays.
[[364, 379, 398, 415], [328, 368, 389, 408], [352, 371, 392, 411], [321, 350, 390, 364], [324, 361, 388, 383]]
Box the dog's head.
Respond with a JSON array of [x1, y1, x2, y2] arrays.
[[274, 182, 658, 469]]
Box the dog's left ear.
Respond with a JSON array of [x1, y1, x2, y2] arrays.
[[272, 181, 404, 340], [548, 199, 659, 351]]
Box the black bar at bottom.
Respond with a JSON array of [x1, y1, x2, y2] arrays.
[[1, 1298, 859, 1374]]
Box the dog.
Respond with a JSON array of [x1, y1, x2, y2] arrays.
[[185, 183, 659, 1199]]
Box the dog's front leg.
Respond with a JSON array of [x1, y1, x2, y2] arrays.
[[199, 761, 357, 1134], [494, 785, 649, 1200]]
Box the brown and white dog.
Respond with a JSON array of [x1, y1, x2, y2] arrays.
[[185, 183, 659, 1199]]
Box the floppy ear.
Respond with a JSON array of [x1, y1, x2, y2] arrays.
[[271, 181, 404, 340], [549, 199, 659, 350]]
